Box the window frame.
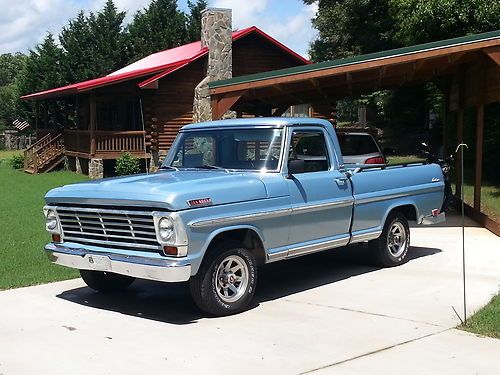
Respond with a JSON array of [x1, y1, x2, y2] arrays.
[[284, 126, 336, 175]]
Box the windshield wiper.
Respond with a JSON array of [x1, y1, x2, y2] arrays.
[[158, 165, 179, 171], [194, 165, 227, 171]]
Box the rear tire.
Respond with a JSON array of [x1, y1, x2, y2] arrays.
[[371, 211, 410, 267], [189, 240, 257, 316], [80, 270, 135, 292]]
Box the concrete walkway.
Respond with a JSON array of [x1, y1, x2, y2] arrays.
[[0, 211, 499, 374]]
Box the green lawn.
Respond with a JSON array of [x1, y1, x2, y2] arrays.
[[387, 155, 425, 165], [0, 154, 88, 289], [461, 294, 500, 339], [461, 183, 500, 222]]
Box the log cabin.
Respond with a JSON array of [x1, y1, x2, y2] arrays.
[[22, 8, 310, 177]]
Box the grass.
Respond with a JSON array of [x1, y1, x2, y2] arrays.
[[461, 294, 500, 339], [387, 155, 425, 165], [0, 155, 88, 290], [0, 149, 22, 160], [461, 183, 500, 222]]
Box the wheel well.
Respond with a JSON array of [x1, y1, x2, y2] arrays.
[[390, 204, 417, 222], [206, 229, 266, 265]]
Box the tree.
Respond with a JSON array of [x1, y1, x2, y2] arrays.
[[59, 11, 96, 82], [17, 34, 65, 128], [89, 0, 129, 75], [128, 0, 188, 60], [186, 0, 207, 42], [0, 53, 26, 131], [305, 0, 397, 62], [389, 0, 500, 45]]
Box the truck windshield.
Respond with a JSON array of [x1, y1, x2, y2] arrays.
[[166, 128, 284, 171]]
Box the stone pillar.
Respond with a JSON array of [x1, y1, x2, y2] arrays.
[[89, 158, 103, 179], [193, 8, 235, 122], [75, 157, 83, 174], [4, 130, 19, 150]]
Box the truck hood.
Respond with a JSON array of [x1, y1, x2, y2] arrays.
[[45, 170, 268, 211]]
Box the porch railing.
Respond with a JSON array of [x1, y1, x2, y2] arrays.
[[95, 131, 146, 154], [63, 129, 147, 157]]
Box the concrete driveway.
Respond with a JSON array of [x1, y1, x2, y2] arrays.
[[0, 210, 499, 374]]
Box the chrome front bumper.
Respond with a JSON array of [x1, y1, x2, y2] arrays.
[[45, 243, 192, 283]]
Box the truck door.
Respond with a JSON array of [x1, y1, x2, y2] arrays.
[[285, 127, 353, 255]]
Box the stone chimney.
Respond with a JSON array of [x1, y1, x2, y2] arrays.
[[193, 8, 235, 122]]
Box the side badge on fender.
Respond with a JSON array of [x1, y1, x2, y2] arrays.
[[187, 198, 213, 207]]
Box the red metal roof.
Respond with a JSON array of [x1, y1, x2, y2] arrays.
[[22, 26, 310, 101]]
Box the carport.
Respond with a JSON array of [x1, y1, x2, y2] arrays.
[[209, 30, 500, 235]]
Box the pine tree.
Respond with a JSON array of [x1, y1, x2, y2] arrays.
[[89, 0, 129, 75], [128, 0, 188, 60], [17, 33, 65, 127], [59, 11, 96, 83], [187, 0, 207, 42]]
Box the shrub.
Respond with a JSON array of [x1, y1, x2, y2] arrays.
[[9, 154, 25, 170], [115, 152, 141, 176]]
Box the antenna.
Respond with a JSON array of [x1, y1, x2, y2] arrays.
[[455, 142, 468, 325], [139, 98, 149, 176]]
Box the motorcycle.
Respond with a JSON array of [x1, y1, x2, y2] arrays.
[[419, 142, 453, 212]]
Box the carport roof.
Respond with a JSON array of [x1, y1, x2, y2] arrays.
[[209, 29, 500, 92]]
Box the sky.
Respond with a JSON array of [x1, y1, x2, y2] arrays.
[[0, 0, 318, 58]]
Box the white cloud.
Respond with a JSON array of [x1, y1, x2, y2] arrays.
[[211, 0, 317, 58], [0, 0, 81, 53], [0, 0, 151, 54], [0, 0, 317, 57]]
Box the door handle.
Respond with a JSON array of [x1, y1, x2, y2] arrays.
[[335, 177, 348, 185]]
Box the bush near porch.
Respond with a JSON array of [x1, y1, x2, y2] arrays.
[[0, 151, 88, 289]]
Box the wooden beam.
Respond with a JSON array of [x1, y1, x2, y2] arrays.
[[274, 84, 304, 104], [484, 45, 500, 66], [272, 105, 290, 117], [89, 92, 96, 157], [211, 90, 246, 120], [346, 72, 353, 94], [211, 39, 500, 96]]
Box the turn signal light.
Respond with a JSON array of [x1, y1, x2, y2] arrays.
[[365, 157, 386, 164], [163, 246, 178, 256], [52, 234, 61, 242]]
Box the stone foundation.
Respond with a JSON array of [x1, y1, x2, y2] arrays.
[[89, 158, 103, 179]]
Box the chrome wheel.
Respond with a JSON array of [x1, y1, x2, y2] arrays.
[[387, 222, 407, 257], [215, 255, 249, 303]]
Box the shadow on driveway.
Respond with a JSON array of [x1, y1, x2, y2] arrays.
[[56, 245, 441, 325]]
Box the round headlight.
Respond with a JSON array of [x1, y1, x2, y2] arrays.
[[46, 210, 58, 231], [158, 217, 174, 242]]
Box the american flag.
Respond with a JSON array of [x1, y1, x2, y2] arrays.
[[12, 119, 31, 131]]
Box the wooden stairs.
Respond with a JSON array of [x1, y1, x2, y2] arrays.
[[24, 132, 65, 174]]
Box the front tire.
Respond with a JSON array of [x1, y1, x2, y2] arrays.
[[189, 241, 257, 316], [371, 211, 410, 267], [80, 270, 135, 292]]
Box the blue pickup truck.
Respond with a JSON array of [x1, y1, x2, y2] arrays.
[[43, 118, 446, 316]]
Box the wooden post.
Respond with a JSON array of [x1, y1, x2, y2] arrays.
[[474, 55, 486, 210], [455, 66, 466, 198], [474, 104, 484, 209], [89, 92, 96, 157], [455, 108, 464, 198]]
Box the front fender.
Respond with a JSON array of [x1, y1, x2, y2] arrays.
[[188, 224, 267, 275]]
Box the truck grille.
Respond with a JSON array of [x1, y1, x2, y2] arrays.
[[55, 207, 161, 251]]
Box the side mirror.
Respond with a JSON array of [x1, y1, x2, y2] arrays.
[[287, 159, 305, 177], [383, 147, 396, 156]]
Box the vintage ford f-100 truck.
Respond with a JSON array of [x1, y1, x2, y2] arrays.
[[43, 118, 446, 315]]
